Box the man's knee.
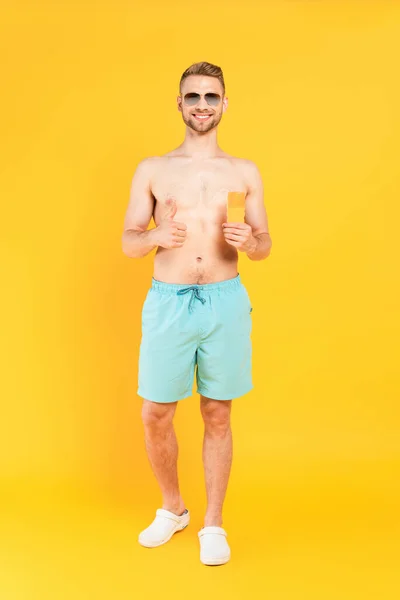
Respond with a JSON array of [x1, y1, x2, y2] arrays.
[[141, 399, 177, 430], [200, 397, 232, 433]]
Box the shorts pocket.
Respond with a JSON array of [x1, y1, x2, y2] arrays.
[[241, 284, 253, 314], [141, 289, 160, 328]]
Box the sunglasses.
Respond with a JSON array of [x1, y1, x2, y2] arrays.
[[181, 92, 222, 107]]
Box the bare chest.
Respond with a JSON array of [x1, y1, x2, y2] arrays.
[[151, 161, 247, 214]]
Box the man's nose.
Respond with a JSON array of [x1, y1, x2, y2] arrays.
[[196, 96, 209, 110]]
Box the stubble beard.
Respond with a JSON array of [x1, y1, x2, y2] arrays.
[[183, 112, 223, 134]]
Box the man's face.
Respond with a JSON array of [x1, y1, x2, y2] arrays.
[[178, 75, 227, 133]]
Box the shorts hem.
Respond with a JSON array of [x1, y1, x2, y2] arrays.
[[196, 385, 253, 400], [137, 389, 192, 404]]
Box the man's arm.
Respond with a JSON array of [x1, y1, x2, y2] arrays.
[[122, 159, 187, 258], [244, 161, 272, 260], [222, 161, 272, 261], [122, 159, 159, 258]]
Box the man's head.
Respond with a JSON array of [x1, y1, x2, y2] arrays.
[[177, 62, 228, 133]]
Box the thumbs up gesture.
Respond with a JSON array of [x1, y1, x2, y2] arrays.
[[155, 198, 187, 249]]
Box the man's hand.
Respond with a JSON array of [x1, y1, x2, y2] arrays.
[[154, 198, 187, 249], [222, 222, 257, 254]]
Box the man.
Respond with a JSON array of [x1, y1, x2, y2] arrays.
[[122, 61, 272, 566]]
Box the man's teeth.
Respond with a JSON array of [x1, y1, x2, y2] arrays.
[[194, 115, 211, 119]]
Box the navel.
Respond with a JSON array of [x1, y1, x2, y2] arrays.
[[196, 256, 202, 262]]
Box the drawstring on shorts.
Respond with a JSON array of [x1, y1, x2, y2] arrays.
[[177, 286, 206, 313]]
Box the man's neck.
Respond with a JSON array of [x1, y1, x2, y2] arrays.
[[180, 127, 221, 159]]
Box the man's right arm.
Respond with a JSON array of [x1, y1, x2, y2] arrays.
[[122, 159, 187, 258], [122, 159, 159, 258]]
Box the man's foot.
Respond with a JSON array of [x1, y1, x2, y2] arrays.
[[138, 508, 190, 548], [198, 526, 231, 565]]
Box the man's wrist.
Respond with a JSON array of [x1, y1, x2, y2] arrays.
[[147, 226, 160, 247]]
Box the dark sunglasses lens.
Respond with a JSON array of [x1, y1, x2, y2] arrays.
[[184, 93, 200, 105], [205, 93, 221, 106]]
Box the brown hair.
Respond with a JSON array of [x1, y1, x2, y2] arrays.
[[179, 61, 225, 94]]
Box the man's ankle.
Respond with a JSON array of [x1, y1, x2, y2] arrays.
[[203, 516, 223, 528], [162, 500, 186, 516]]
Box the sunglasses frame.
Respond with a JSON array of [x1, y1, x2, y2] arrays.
[[180, 92, 223, 107]]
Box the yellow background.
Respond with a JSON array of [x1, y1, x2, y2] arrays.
[[1, 1, 399, 598]]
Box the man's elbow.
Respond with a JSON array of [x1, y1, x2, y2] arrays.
[[122, 244, 135, 258], [249, 233, 272, 261], [263, 240, 272, 260], [249, 249, 271, 261], [122, 231, 140, 258], [265, 238, 272, 258]]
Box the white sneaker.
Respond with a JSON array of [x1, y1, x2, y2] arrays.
[[198, 526, 231, 565], [138, 508, 190, 548]]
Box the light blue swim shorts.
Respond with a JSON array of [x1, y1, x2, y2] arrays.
[[137, 274, 253, 403]]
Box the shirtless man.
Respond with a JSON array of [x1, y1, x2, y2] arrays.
[[122, 61, 272, 566]]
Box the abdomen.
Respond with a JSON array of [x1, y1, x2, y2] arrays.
[[153, 216, 238, 284]]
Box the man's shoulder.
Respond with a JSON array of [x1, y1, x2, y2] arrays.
[[136, 156, 165, 168], [228, 156, 260, 176], [133, 156, 169, 178], [136, 153, 184, 168]]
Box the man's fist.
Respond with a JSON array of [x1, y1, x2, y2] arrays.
[[155, 198, 187, 249], [222, 222, 257, 253]]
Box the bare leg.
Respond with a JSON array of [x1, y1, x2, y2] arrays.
[[200, 396, 233, 527], [141, 399, 186, 515]]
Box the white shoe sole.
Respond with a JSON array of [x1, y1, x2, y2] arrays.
[[139, 519, 189, 548], [201, 554, 231, 566]]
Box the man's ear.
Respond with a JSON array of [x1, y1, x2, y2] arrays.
[[177, 95, 182, 112], [223, 96, 229, 112]]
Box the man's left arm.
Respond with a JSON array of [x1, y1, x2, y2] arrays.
[[222, 161, 272, 261]]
